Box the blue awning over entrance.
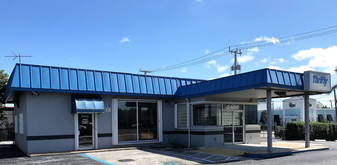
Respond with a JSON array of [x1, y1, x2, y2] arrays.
[[72, 98, 104, 113]]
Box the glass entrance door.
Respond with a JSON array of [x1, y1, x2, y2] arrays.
[[118, 101, 158, 142], [78, 114, 94, 149], [118, 101, 137, 141], [233, 112, 244, 143], [222, 111, 244, 143], [138, 102, 158, 140], [223, 111, 233, 143]]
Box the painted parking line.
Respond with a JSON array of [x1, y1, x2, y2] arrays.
[[81, 153, 115, 165], [145, 148, 239, 163], [144, 148, 213, 163]]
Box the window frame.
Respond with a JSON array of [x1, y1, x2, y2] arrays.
[[174, 103, 188, 129], [191, 103, 222, 126]]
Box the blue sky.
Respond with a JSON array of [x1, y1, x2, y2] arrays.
[[1, 0, 337, 107]]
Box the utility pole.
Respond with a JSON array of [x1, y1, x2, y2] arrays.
[[229, 47, 242, 75], [5, 52, 31, 64], [139, 69, 152, 75]]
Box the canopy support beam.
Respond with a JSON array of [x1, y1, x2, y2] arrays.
[[267, 89, 273, 152]]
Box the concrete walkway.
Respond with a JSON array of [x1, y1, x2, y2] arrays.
[[22, 140, 328, 164], [196, 140, 329, 159], [77, 140, 329, 164], [85, 147, 243, 164]]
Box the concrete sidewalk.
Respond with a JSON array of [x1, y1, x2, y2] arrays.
[[196, 140, 329, 159], [81, 141, 329, 164]]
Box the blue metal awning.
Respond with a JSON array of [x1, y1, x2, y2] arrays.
[[4, 63, 203, 102], [4, 63, 330, 102], [176, 69, 305, 98], [72, 98, 104, 113]]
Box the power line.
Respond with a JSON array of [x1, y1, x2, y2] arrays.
[[149, 47, 229, 72], [155, 27, 337, 72], [145, 25, 337, 73], [151, 52, 230, 72], [234, 25, 337, 48]]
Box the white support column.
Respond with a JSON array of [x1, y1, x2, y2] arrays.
[[187, 102, 191, 148], [267, 89, 273, 152], [158, 100, 163, 142], [94, 113, 98, 149], [74, 113, 79, 151], [304, 93, 310, 148], [112, 99, 118, 145]]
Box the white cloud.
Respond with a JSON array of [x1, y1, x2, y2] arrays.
[[266, 66, 282, 70], [204, 60, 228, 72], [196, 0, 202, 2], [278, 58, 285, 63], [220, 73, 229, 77], [181, 67, 187, 73], [254, 36, 280, 44], [270, 58, 287, 65], [237, 54, 255, 63], [120, 37, 130, 43], [205, 60, 216, 68], [261, 58, 268, 63], [205, 49, 211, 55], [287, 65, 314, 73], [248, 47, 259, 53], [292, 46, 337, 73], [217, 66, 228, 72]]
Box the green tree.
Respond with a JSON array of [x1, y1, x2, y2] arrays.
[[260, 110, 267, 124], [0, 70, 9, 106]]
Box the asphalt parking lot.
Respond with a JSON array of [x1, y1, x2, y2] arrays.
[[0, 140, 335, 165], [0, 145, 101, 165], [0, 145, 244, 165]]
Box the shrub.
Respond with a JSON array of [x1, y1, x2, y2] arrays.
[[275, 126, 285, 139], [284, 121, 337, 141]]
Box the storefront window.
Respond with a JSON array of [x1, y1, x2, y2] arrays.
[[193, 104, 221, 126], [177, 104, 187, 128], [245, 105, 257, 124], [118, 101, 158, 142]]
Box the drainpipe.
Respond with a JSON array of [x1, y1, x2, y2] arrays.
[[331, 85, 337, 123], [186, 98, 191, 149]]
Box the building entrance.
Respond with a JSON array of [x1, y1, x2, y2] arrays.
[[78, 113, 95, 149], [118, 101, 158, 142], [223, 104, 244, 143]]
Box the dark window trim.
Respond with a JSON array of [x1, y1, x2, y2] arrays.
[[26, 135, 74, 141]]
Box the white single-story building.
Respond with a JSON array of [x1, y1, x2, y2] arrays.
[[4, 63, 331, 154]]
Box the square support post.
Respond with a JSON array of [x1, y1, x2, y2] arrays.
[[304, 93, 310, 148], [267, 89, 273, 152]]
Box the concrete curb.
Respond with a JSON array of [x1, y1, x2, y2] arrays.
[[244, 151, 292, 159], [244, 147, 329, 159]]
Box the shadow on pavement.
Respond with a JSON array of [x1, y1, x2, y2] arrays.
[[0, 144, 27, 159]]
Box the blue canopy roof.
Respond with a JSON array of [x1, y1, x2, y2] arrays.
[[4, 63, 309, 102], [4, 64, 202, 101], [176, 68, 304, 98]]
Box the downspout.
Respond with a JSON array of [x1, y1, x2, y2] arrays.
[[186, 98, 191, 149], [331, 85, 337, 123]]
